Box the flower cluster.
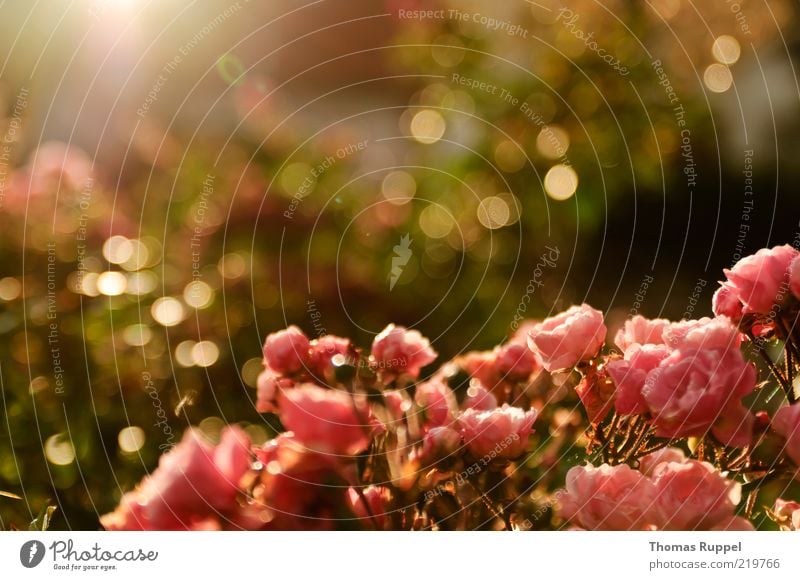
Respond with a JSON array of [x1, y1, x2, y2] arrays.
[[103, 245, 800, 530]]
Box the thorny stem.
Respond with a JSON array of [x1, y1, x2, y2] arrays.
[[747, 330, 794, 402]]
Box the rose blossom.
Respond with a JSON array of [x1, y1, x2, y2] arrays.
[[558, 463, 657, 530], [493, 341, 540, 381], [371, 324, 437, 378], [101, 426, 252, 530], [415, 379, 457, 429], [662, 316, 742, 352], [256, 368, 294, 413], [643, 347, 756, 448], [263, 326, 310, 375], [723, 244, 798, 314], [347, 486, 392, 530], [416, 426, 462, 466], [650, 459, 752, 530], [613, 315, 669, 352], [461, 383, 498, 411], [773, 499, 800, 530], [606, 343, 670, 416], [772, 404, 800, 466], [712, 282, 744, 321], [278, 384, 376, 455], [527, 304, 607, 372], [253, 434, 348, 530], [457, 404, 535, 460], [308, 335, 352, 378]]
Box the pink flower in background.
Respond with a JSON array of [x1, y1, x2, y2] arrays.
[[773, 404, 800, 466], [558, 463, 657, 530], [382, 389, 408, 423], [790, 254, 800, 300], [415, 379, 457, 429], [613, 315, 669, 352], [773, 499, 800, 530], [457, 405, 535, 460], [662, 316, 742, 351], [650, 458, 751, 530], [371, 324, 437, 378], [256, 369, 294, 413], [253, 434, 348, 530], [494, 341, 540, 381], [527, 304, 607, 372], [460, 350, 499, 390], [723, 244, 798, 314], [279, 384, 375, 455], [712, 282, 744, 321], [606, 343, 669, 416], [637, 447, 687, 476], [643, 348, 756, 447], [101, 427, 251, 530], [347, 486, 392, 530], [263, 326, 310, 375], [417, 426, 462, 465], [308, 335, 352, 378], [461, 384, 498, 411]]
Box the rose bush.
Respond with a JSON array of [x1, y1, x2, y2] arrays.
[[103, 245, 800, 530]]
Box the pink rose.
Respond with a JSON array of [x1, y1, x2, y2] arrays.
[[460, 351, 500, 390], [723, 244, 798, 314], [371, 324, 437, 378], [773, 404, 800, 466], [712, 282, 744, 321], [415, 379, 457, 429], [256, 368, 293, 413], [347, 486, 391, 530], [650, 459, 749, 530], [643, 348, 756, 447], [382, 389, 409, 423], [790, 254, 800, 300], [494, 341, 540, 381], [254, 434, 348, 530], [263, 326, 310, 375], [774, 498, 800, 530], [278, 384, 375, 455], [606, 344, 670, 416], [638, 447, 687, 476], [417, 426, 462, 466], [457, 404, 535, 460], [101, 426, 252, 530], [613, 315, 669, 352], [662, 316, 742, 352], [558, 463, 658, 530], [527, 304, 607, 372], [308, 335, 352, 378], [462, 384, 498, 411]]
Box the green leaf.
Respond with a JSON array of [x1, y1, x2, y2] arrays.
[[0, 490, 22, 500]]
